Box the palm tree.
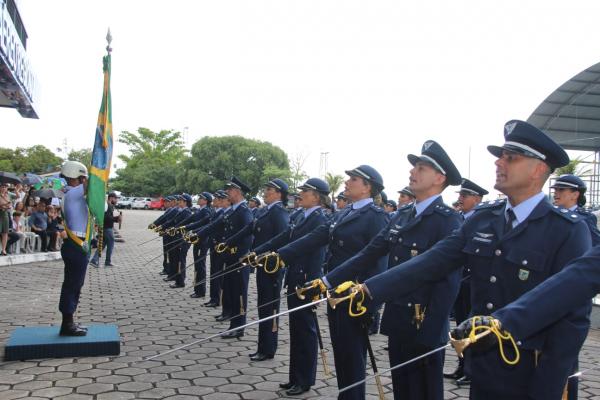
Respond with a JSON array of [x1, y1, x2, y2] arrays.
[[554, 156, 592, 177], [325, 172, 345, 202]]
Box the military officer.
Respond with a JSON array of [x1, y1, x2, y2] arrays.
[[384, 199, 398, 214], [254, 178, 331, 395], [551, 174, 600, 246], [248, 196, 262, 217], [58, 161, 93, 336], [445, 178, 489, 385], [149, 196, 177, 275], [224, 178, 290, 360], [289, 193, 304, 224], [192, 177, 254, 338], [161, 194, 194, 288], [277, 165, 390, 399], [313, 141, 463, 400], [351, 120, 592, 400], [183, 192, 214, 298], [398, 186, 415, 206], [335, 192, 350, 212], [203, 191, 230, 308]]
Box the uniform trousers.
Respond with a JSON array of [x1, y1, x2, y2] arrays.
[[175, 241, 190, 286], [192, 241, 208, 296], [227, 263, 250, 332], [59, 240, 90, 315], [255, 267, 284, 356], [287, 286, 318, 387], [327, 304, 368, 400], [387, 335, 444, 400], [209, 249, 223, 305]]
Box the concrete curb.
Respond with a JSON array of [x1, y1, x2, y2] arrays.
[[0, 251, 62, 267]]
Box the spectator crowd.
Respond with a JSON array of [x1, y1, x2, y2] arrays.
[[0, 182, 64, 255]]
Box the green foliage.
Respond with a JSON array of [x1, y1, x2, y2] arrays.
[[325, 172, 345, 201], [175, 136, 291, 196], [67, 148, 93, 168], [554, 156, 592, 177], [0, 145, 63, 174], [112, 128, 187, 196]]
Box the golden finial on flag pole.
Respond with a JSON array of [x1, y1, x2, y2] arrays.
[[106, 28, 112, 53]]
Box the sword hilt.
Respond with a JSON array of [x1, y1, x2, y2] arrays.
[[215, 242, 228, 253]]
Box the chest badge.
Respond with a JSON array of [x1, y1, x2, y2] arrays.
[[518, 269, 529, 281]]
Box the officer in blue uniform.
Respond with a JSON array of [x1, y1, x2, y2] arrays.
[[149, 196, 177, 275], [551, 174, 600, 246], [162, 194, 194, 288], [445, 178, 489, 385], [350, 120, 592, 400], [488, 245, 600, 396], [289, 193, 304, 224], [254, 178, 331, 395], [398, 186, 415, 206], [183, 192, 214, 298], [225, 178, 290, 360], [248, 196, 262, 217], [58, 161, 93, 336], [384, 199, 397, 214], [277, 165, 389, 399], [200, 191, 229, 308], [313, 141, 463, 400], [192, 177, 254, 338], [335, 192, 351, 212]]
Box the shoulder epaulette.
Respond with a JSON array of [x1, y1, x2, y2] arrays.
[[474, 199, 506, 211], [433, 203, 458, 216], [397, 203, 413, 212], [550, 205, 584, 223]]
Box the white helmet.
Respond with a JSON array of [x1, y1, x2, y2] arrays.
[[61, 160, 88, 179]]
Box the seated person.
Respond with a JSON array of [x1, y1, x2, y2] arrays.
[[46, 205, 62, 251], [29, 202, 49, 252], [7, 211, 25, 253]]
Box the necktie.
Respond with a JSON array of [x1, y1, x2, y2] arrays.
[[504, 208, 516, 233]]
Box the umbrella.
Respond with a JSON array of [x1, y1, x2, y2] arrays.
[[0, 172, 22, 185], [32, 189, 64, 199], [22, 173, 43, 186]]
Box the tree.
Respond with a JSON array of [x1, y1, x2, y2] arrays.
[[111, 128, 187, 195], [67, 148, 93, 168], [175, 136, 291, 196], [325, 172, 345, 202], [6, 145, 63, 174], [288, 152, 309, 192]]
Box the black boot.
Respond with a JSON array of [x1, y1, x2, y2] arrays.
[[60, 314, 87, 336]]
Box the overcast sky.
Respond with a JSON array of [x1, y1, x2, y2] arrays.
[[4, 0, 600, 200]]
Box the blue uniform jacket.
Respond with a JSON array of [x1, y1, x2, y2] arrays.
[[278, 203, 389, 282], [183, 207, 213, 231], [196, 204, 254, 254], [161, 207, 192, 230], [255, 208, 329, 287], [225, 202, 289, 249], [364, 198, 592, 399], [326, 197, 462, 346], [574, 207, 600, 246], [152, 207, 177, 226]]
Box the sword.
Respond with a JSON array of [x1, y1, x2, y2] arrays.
[[363, 322, 385, 400], [145, 297, 328, 361], [137, 235, 161, 246], [312, 307, 331, 377]]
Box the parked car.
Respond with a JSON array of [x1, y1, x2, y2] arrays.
[[116, 196, 134, 209], [150, 197, 165, 210], [131, 197, 152, 209]]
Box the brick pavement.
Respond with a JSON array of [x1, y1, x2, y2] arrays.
[[1, 209, 599, 399]]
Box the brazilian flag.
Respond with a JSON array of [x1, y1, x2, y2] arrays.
[[88, 49, 113, 253]]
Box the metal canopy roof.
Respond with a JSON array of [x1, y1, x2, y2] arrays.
[[528, 62, 600, 151]]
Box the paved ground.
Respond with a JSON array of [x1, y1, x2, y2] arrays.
[[1, 209, 600, 399]]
